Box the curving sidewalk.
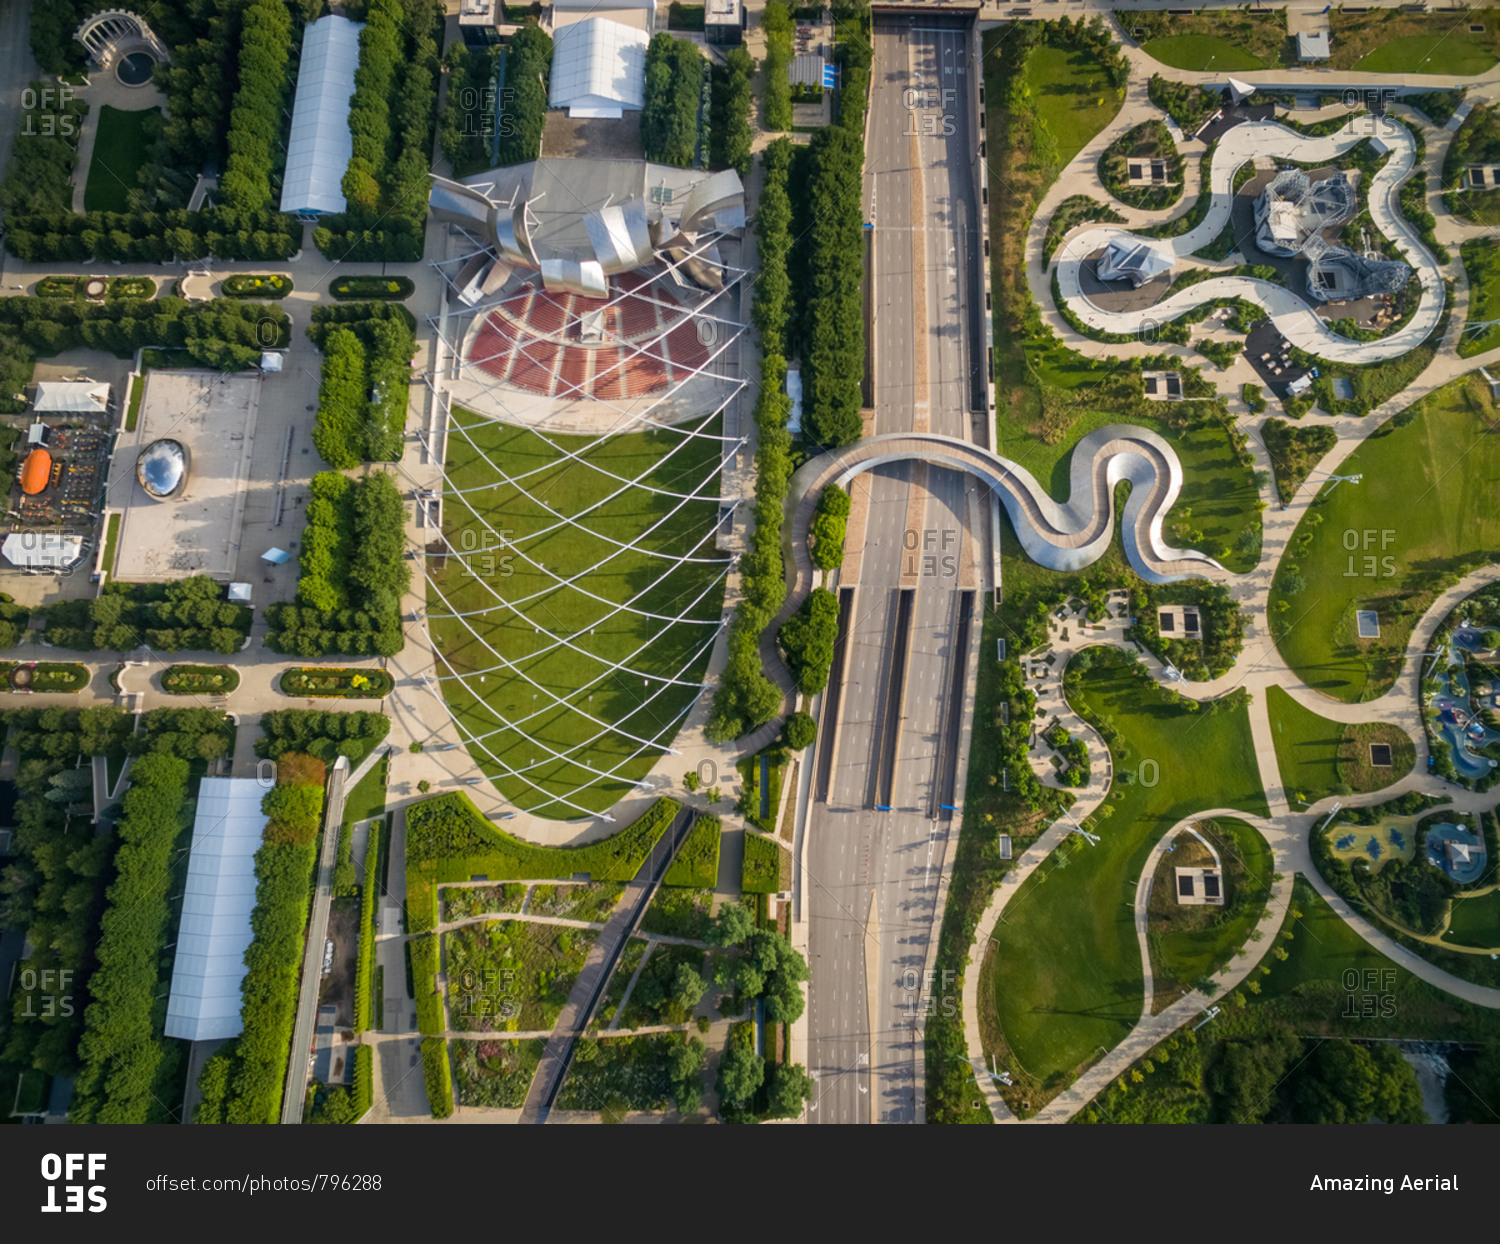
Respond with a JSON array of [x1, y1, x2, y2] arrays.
[[1053, 118, 1445, 361]]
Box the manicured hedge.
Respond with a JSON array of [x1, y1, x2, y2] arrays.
[[422, 1037, 454, 1118], [353, 821, 382, 1035], [219, 0, 293, 215], [279, 667, 394, 699], [642, 34, 705, 168], [495, 25, 552, 167], [222, 273, 291, 299], [663, 813, 721, 887], [329, 275, 414, 301], [161, 664, 240, 695], [68, 754, 191, 1123], [711, 47, 755, 178], [265, 470, 410, 657]]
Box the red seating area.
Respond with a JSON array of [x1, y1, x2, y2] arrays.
[[466, 273, 710, 401]]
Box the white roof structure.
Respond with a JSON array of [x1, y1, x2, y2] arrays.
[[549, 17, 649, 118], [1297, 30, 1330, 61], [279, 15, 363, 216], [1, 532, 84, 571], [228, 581, 252, 603], [1226, 78, 1256, 105], [1096, 238, 1173, 287], [259, 351, 284, 372], [33, 381, 109, 413], [163, 778, 267, 1042]]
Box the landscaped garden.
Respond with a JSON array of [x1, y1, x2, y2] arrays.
[[1458, 238, 1500, 357], [1266, 686, 1415, 807], [738, 750, 786, 837], [445, 919, 597, 1032], [450, 1037, 544, 1108], [161, 664, 240, 695], [556, 1032, 706, 1115], [0, 661, 90, 692], [37, 275, 157, 300], [442, 883, 526, 921], [429, 408, 725, 816], [279, 667, 393, 699], [1097, 120, 1183, 210], [1336, 8, 1500, 73], [982, 646, 1266, 1111], [329, 275, 414, 300], [741, 832, 790, 894], [1145, 817, 1273, 1013], [1268, 376, 1500, 703], [663, 813, 721, 887], [222, 273, 292, 299]]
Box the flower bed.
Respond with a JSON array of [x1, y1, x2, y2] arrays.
[[161, 663, 240, 695], [329, 275, 414, 301], [279, 667, 393, 699], [35, 276, 80, 298], [109, 276, 156, 299], [0, 662, 90, 693], [222, 273, 292, 299]]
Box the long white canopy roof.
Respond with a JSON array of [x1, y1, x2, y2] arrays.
[[279, 15, 363, 216], [549, 17, 649, 117], [163, 778, 267, 1043]]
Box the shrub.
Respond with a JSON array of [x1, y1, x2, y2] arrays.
[[782, 710, 817, 751], [353, 821, 382, 1034], [778, 587, 840, 695], [422, 1037, 455, 1118], [810, 485, 851, 571]]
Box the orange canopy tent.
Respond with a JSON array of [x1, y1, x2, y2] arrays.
[[20, 448, 52, 496]]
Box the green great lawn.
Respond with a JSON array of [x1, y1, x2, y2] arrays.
[[1140, 35, 1263, 72], [1024, 44, 1122, 169], [1459, 239, 1500, 358], [1268, 376, 1500, 703], [431, 408, 725, 816], [987, 648, 1267, 1086], [994, 407, 1262, 575], [1445, 888, 1500, 949], [1353, 33, 1497, 75], [1266, 685, 1343, 805], [82, 106, 158, 213]]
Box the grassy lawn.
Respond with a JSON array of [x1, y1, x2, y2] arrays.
[[985, 647, 1267, 1093], [1459, 239, 1500, 358], [1024, 45, 1123, 169], [1146, 817, 1273, 1012], [1445, 888, 1500, 948], [82, 106, 158, 213], [1268, 376, 1500, 703], [1140, 35, 1263, 72], [101, 512, 121, 577], [737, 751, 785, 836], [1267, 688, 1416, 807], [431, 408, 725, 816], [1124, 10, 1288, 67], [343, 753, 387, 827], [741, 832, 789, 894], [1333, 8, 1500, 71], [994, 407, 1262, 575]]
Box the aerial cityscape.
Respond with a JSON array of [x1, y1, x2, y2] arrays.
[[2, 0, 1500, 1140]]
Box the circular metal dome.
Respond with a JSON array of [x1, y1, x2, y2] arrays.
[[136, 438, 189, 500]]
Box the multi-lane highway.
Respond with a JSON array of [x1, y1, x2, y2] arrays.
[[804, 14, 987, 1124]]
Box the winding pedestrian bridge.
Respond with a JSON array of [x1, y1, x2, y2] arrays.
[[1054, 117, 1444, 362], [784, 425, 1224, 592]]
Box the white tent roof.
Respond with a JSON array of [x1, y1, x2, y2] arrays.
[[1, 532, 84, 570], [164, 778, 268, 1042], [279, 16, 363, 216], [549, 17, 649, 117], [262, 547, 292, 564], [228, 581, 252, 602], [1226, 77, 1256, 105], [33, 381, 109, 413]]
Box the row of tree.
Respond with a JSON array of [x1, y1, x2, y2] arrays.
[[4, 203, 303, 264], [220, 0, 294, 214], [0, 82, 87, 217], [440, 42, 501, 178], [709, 48, 755, 179], [642, 34, 705, 169], [761, 1, 794, 132], [312, 307, 415, 468], [705, 139, 798, 741], [496, 26, 552, 168], [196, 752, 327, 1123], [43, 576, 253, 654], [69, 754, 192, 1123], [0, 294, 290, 369], [255, 708, 392, 762], [267, 470, 411, 657], [313, 0, 442, 262]]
